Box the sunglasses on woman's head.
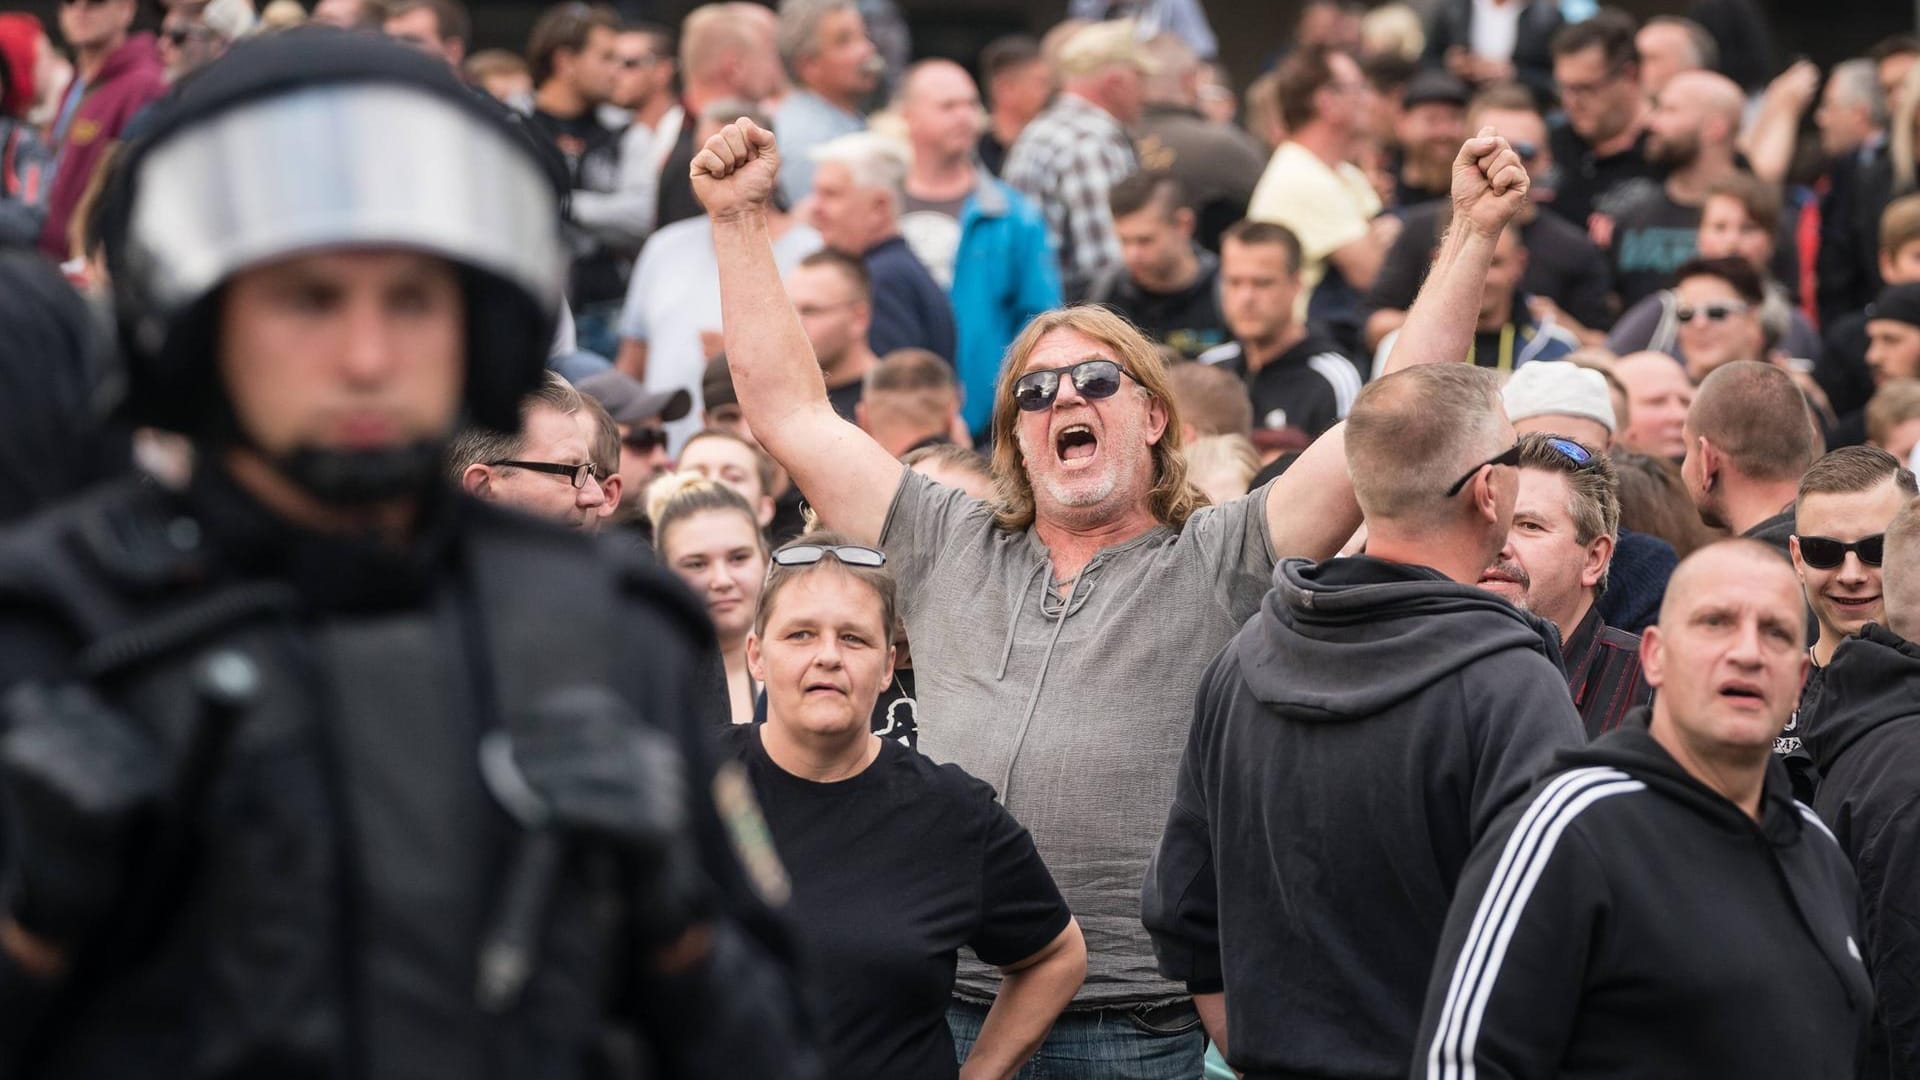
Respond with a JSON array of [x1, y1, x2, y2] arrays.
[[771, 543, 887, 568], [1795, 534, 1884, 570], [1013, 359, 1130, 412]]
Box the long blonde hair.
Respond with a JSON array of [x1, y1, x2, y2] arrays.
[[986, 305, 1205, 533]]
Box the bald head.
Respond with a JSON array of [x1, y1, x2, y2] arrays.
[[1665, 71, 1744, 123], [899, 58, 982, 164], [1614, 351, 1695, 460], [1658, 539, 1800, 634], [1651, 70, 1745, 159]]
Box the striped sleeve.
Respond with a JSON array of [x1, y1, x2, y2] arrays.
[[1307, 351, 1363, 418], [1416, 767, 1645, 1080]]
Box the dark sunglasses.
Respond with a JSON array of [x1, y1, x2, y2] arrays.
[[1446, 442, 1524, 497], [1013, 359, 1130, 412], [771, 543, 887, 568], [1795, 534, 1884, 570], [1541, 436, 1594, 465], [1509, 140, 1540, 162], [622, 427, 669, 452], [1676, 301, 1750, 324], [485, 459, 601, 489]]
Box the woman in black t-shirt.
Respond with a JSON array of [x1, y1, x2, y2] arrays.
[[725, 533, 1085, 1080]]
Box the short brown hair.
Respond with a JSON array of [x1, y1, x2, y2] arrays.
[[1346, 364, 1507, 526], [446, 371, 586, 478], [527, 2, 620, 87], [1688, 361, 1815, 483], [987, 305, 1202, 532], [388, 0, 469, 44], [1881, 193, 1920, 257], [796, 249, 872, 304], [1704, 173, 1782, 239], [1274, 45, 1344, 132], [865, 348, 959, 437], [1168, 361, 1253, 438], [1221, 219, 1303, 275], [1869, 379, 1920, 448], [1674, 255, 1766, 307], [754, 529, 898, 638], [1109, 170, 1189, 221], [1797, 445, 1918, 507], [1519, 432, 1620, 590], [1611, 448, 1721, 558], [1551, 7, 1638, 68], [1467, 82, 1540, 126]]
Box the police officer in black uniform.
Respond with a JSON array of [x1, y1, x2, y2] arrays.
[[0, 28, 818, 1079]]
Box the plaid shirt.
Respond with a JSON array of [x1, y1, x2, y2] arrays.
[[1002, 93, 1136, 301]]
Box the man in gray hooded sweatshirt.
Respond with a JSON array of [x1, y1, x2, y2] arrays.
[[1142, 237, 1588, 1077]]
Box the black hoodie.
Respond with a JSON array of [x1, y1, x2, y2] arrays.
[[1142, 556, 1585, 1079], [1806, 623, 1920, 1080], [1416, 719, 1873, 1080]]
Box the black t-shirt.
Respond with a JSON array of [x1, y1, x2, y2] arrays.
[[723, 726, 1071, 1080], [1594, 178, 1700, 309], [1543, 123, 1661, 232], [1200, 331, 1361, 438], [826, 378, 863, 423], [526, 107, 627, 307], [1088, 250, 1228, 359], [1368, 200, 1615, 330], [656, 104, 703, 231], [977, 129, 1011, 178]]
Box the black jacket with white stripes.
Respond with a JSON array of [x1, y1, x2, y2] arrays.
[[1415, 717, 1873, 1080], [1198, 332, 1362, 439]]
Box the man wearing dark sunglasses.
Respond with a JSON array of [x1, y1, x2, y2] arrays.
[[38, 0, 162, 259], [1783, 448, 1917, 777], [697, 114, 1536, 1074], [577, 368, 690, 511]]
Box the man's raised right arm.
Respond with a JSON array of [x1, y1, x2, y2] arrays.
[[693, 119, 903, 545]]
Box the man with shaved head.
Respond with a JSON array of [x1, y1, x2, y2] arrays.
[[1614, 351, 1695, 461], [1808, 497, 1920, 1077], [1418, 540, 1872, 1078], [1681, 360, 1817, 551], [898, 57, 1061, 440], [1596, 69, 1748, 307]]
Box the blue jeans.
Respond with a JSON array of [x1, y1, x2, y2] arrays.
[[947, 998, 1206, 1080]]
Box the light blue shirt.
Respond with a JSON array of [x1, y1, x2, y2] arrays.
[[772, 89, 865, 205]]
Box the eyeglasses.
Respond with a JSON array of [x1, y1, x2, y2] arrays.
[[1795, 534, 1884, 570], [1557, 65, 1632, 99], [771, 543, 887, 568], [1509, 140, 1540, 162], [485, 459, 601, 488], [622, 427, 670, 452], [1676, 301, 1751, 324], [1445, 442, 1524, 497], [1013, 359, 1130, 412]]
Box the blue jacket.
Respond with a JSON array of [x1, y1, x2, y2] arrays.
[[950, 173, 1062, 436]]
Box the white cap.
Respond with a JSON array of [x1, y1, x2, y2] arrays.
[[1502, 362, 1616, 434]]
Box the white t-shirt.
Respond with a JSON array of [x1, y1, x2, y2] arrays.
[[1470, 0, 1524, 61], [617, 217, 823, 450]]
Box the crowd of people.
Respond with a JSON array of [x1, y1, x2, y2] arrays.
[[7, 0, 1920, 1077]]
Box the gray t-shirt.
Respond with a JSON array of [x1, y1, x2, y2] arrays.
[[880, 469, 1276, 1006]]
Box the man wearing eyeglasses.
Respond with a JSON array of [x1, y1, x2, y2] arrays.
[[697, 113, 1537, 1074], [37, 0, 163, 259], [453, 372, 616, 532], [1545, 11, 1655, 234]]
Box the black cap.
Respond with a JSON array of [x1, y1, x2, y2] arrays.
[[1402, 69, 1471, 110], [1869, 283, 1920, 330]]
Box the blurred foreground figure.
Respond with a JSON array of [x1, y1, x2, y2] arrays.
[[0, 30, 816, 1079]]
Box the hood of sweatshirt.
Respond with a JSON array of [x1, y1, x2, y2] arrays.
[[1803, 623, 1920, 774], [1240, 555, 1563, 720], [1564, 716, 1808, 845]]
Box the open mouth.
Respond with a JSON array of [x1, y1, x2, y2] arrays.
[[1717, 682, 1766, 707], [1828, 594, 1880, 611], [1055, 423, 1098, 466]]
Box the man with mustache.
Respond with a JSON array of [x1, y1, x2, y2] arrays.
[[1477, 433, 1650, 738]]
